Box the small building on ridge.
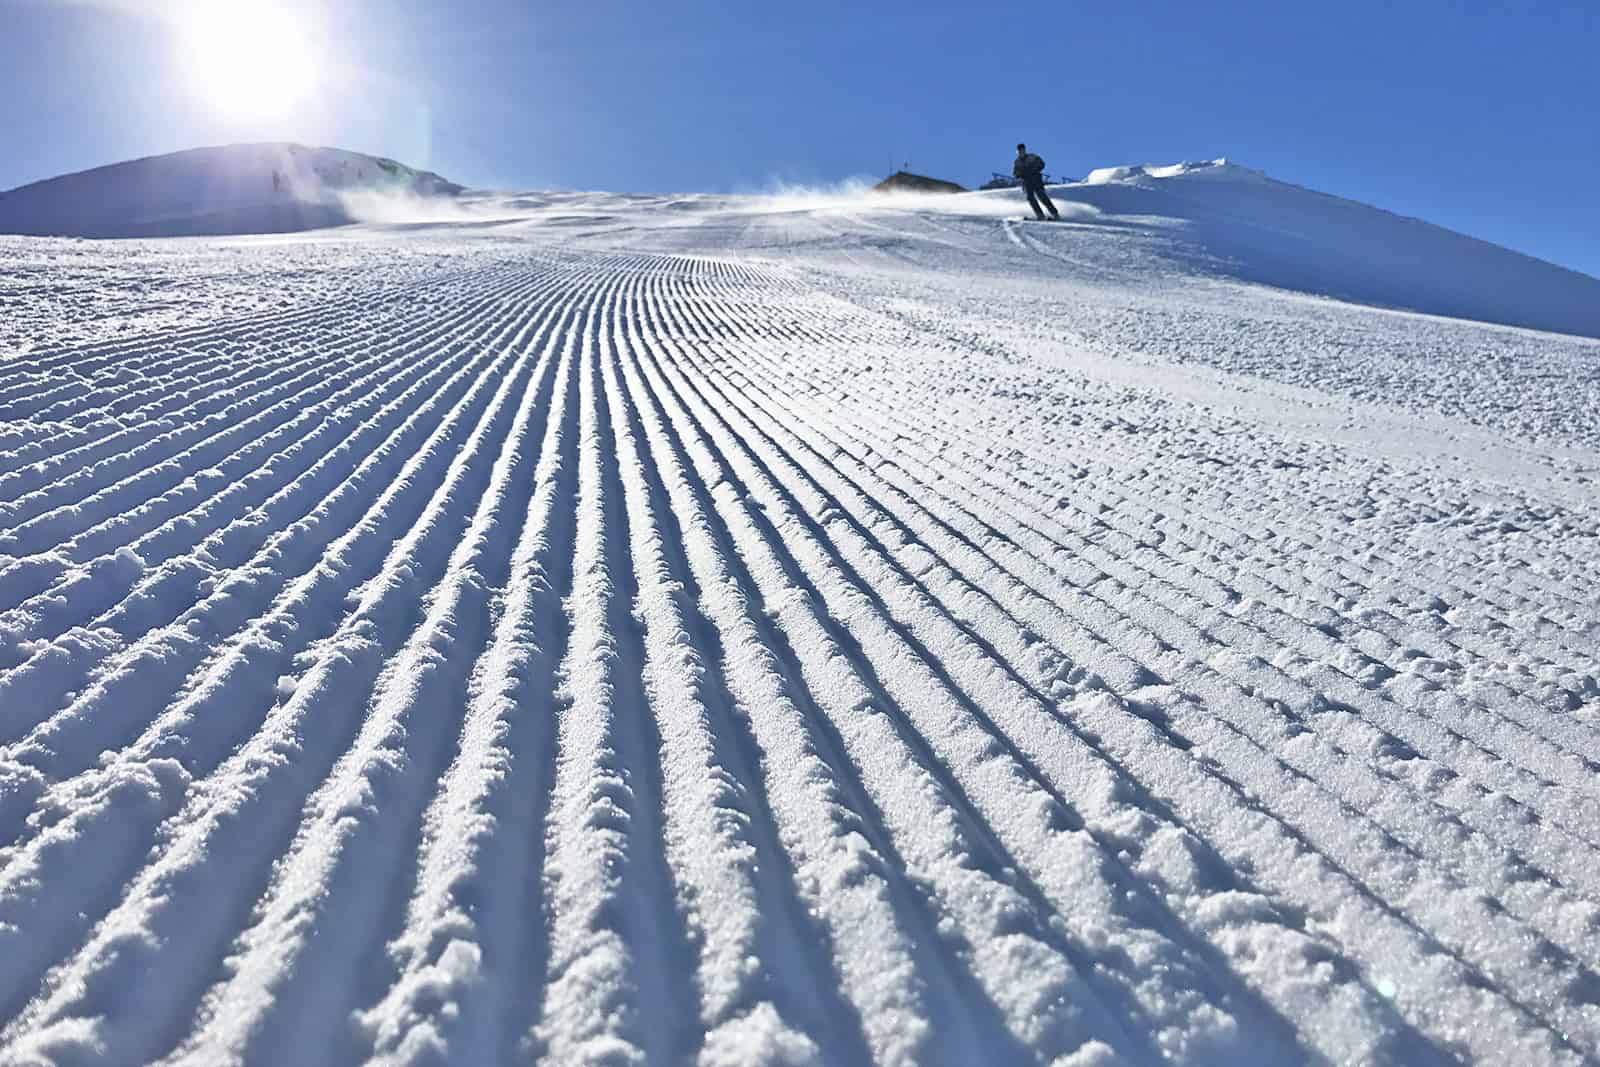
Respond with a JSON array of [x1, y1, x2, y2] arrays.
[[872, 171, 967, 194]]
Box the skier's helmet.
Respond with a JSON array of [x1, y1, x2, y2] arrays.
[[1017, 143, 1027, 153]]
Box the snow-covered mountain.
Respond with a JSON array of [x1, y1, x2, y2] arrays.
[[1051, 158, 1600, 339], [5, 147, 1597, 341], [0, 144, 462, 239]]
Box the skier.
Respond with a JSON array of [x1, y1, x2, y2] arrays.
[[1013, 143, 1059, 221]]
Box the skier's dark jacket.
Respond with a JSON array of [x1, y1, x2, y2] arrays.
[[1013, 152, 1047, 187]]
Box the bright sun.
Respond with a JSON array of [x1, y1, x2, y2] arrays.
[[181, 3, 319, 121]]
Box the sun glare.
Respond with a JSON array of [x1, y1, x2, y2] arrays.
[[181, 3, 319, 121]]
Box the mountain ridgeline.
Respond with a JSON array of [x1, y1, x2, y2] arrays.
[[3, 148, 1598, 339], [0, 144, 462, 239]]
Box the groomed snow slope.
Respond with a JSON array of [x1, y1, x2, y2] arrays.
[[1, 170, 1599, 1067], [0, 144, 462, 239]]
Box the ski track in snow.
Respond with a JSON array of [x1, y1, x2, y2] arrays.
[[1, 191, 1599, 1067]]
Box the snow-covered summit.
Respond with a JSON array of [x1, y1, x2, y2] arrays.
[[1049, 158, 1600, 338], [0, 144, 462, 239], [1084, 158, 1266, 184]]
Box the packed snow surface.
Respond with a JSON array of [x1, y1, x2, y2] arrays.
[[1, 163, 1599, 1066]]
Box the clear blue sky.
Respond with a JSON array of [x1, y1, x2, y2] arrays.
[[5, 0, 1597, 277]]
